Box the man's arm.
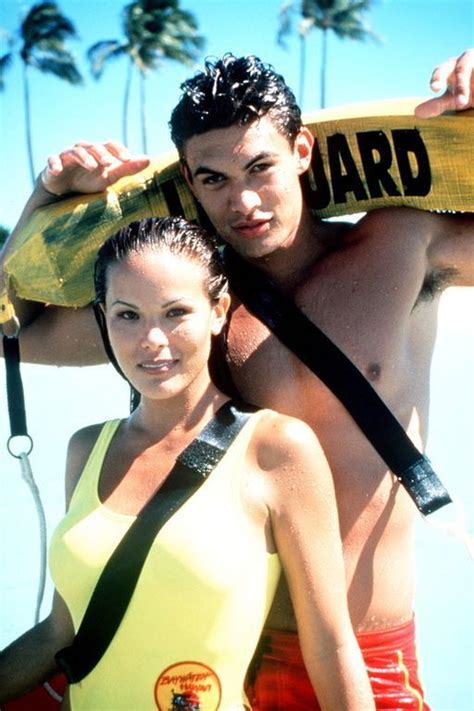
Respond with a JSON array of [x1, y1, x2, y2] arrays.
[[428, 212, 474, 287], [0, 304, 107, 365], [0, 141, 149, 363], [415, 48, 473, 117], [413, 50, 474, 284]]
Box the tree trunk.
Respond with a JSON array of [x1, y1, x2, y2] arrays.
[[123, 58, 133, 146], [320, 28, 328, 108], [299, 33, 306, 108], [22, 63, 35, 186], [140, 71, 147, 154]]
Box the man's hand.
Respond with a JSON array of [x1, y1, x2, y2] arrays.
[[415, 49, 474, 118], [42, 140, 150, 196]]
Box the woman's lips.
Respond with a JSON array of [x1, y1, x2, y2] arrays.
[[139, 359, 177, 373]]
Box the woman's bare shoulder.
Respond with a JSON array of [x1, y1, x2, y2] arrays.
[[250, 410, 324, 471], [64, 421, 115, 506]]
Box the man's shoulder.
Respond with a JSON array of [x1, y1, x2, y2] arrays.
[[331, 207, 440, 250], [354, 206, 437, 231]]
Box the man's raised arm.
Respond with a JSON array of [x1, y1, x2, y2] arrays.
[[415, 48, 473, 117], [0, 142, 149, 364]]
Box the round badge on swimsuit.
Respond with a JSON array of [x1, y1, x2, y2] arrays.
[[155, 660, 221, 710]]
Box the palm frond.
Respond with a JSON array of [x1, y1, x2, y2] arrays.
[[0, 52, 13, 90], [277, 1, 297, 47], [19, 1, 82, 82], [34, 54, 82, 83], [87, 40, 127, 78]]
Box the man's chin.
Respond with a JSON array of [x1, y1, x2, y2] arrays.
[[226, 237, 278, 261]]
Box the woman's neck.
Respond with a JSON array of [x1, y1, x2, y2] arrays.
[[128, 382, 228, 445]]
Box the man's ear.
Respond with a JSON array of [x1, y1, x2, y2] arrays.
[[180, 160, 194, 190], [294, 127, 314, 175]]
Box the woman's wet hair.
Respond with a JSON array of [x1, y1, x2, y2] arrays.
[[93, 216, 237, 406], [169, 53, 302, 155], [94, 216, 228, 306]]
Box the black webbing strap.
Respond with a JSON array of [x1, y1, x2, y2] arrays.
[[3, 336, 28, 437], [3, 335, 34, 458], [55, 399, 257, 683], [224, 248, 451, 516]]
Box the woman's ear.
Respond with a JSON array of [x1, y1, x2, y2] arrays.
[[211, 292, 231, 335]]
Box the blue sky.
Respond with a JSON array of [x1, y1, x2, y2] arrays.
[[1, 0, 473, 228], [0, 1, 473, 708]]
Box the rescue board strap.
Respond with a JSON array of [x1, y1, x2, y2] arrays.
[[224, 247, 452, 516], [55, 399, 257, 683]]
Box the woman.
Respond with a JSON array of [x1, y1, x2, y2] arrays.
[[0, 217, 374, 710]]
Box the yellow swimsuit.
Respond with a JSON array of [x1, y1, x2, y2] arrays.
[[49, 414, 281, 710]]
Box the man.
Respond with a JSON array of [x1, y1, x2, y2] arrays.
[[1, 51, 473, 708]]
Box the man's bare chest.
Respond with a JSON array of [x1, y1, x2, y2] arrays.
[[225, 267, 436, 422]]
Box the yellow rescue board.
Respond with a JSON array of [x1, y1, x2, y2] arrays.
[[2, 98, 473, 311]]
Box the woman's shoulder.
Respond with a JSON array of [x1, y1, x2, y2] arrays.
[[65, 419, 120, 506], [250, 409, 324, 469], [246, 410, 333, 513], [67, 420, 117, 456]]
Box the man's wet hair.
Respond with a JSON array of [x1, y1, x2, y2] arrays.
[[169, 54, 302, 155]]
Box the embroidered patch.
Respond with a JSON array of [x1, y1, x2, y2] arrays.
[[155, 660, 221, 710]]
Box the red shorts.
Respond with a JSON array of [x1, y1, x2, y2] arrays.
[[1, 674, 67, 711], [246, 618, 431, 710]]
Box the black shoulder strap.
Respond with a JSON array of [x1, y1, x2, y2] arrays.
[[3, 336, 28, 438], [224, 248, 451, 516], [56, 399, 257, 683]]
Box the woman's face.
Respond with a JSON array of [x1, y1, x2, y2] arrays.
[[103, 247, 229, 402]]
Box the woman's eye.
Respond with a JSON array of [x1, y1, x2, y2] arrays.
[[167, 307, 187, 318], [118, 310, 138, 320]]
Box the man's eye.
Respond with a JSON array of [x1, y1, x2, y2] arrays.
[[251, 163, 271, 173], [202, 174, 224, 186]]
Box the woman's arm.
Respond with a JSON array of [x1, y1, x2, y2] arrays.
[[0, 424, 101, 703], [259, 413, 375, 711], [0, 592, 74, 703]]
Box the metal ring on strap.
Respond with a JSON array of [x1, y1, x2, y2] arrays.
[[7, 433, 34, 458]]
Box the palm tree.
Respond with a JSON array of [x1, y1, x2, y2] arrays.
[[278, 0, 379, 108], [0, 28, 14, 91], [88, 0, 204, 153], [11, 2, 82, 185]]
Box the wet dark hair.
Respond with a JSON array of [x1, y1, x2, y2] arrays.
[[94, 216, 228, 306], [169, 53, 302, 155], [93, 216, 237, 407]]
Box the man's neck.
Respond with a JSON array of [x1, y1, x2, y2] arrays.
[[250, 211, 328, 291]]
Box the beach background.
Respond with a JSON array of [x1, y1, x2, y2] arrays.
[[1, 287, 472, 711], [1, 1, 473, 708]]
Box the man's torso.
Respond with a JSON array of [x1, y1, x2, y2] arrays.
[[226, 208, 449, 632]]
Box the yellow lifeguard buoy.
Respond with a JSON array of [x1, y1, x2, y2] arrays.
[[1, 98, 473, 318]]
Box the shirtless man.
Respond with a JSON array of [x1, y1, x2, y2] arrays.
[[1, 50, 473, 708]]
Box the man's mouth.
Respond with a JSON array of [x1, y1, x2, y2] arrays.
[[232, 218, 271, 238]]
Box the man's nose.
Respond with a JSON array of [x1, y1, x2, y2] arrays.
[[229, 187, 261, 214]]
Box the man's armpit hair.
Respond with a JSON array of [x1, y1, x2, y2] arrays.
[[416, 267, 459, 306]]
